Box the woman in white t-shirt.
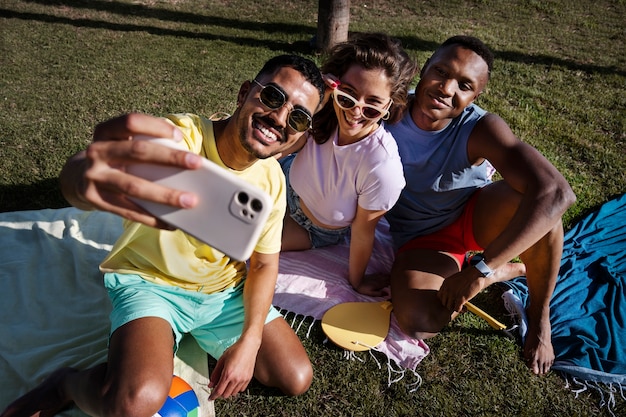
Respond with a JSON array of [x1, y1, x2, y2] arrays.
[[279, 33, 418, 296]]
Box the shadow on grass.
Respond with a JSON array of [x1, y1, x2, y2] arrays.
[[4, 0, 625, 77], [4, 0, 316, 54], [0, 178, 68, 213]]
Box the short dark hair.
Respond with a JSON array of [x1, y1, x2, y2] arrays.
[[255, 55, 325, 107], [438, 35, 494, 77]]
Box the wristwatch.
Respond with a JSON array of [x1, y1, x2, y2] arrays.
[[469, 253, 494, 278]]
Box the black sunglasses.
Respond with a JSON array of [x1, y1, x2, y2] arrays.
[[252, 80, 313, 133]]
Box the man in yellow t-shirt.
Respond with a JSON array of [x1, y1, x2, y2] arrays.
[[2, 55, 324, 417]]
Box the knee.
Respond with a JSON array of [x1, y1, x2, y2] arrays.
[[101, 378, 169, 417], [276, 360, 313, 396]]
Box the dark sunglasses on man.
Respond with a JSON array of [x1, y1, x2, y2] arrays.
[[252, 80, 313, 133]]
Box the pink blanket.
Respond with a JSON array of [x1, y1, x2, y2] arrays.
[[274, 219, 429, 372]]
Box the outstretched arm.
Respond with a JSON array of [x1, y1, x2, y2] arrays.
[[59, 113, 203, 228]]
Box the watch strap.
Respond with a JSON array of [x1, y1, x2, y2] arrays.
[[470, 254, 494, 278]]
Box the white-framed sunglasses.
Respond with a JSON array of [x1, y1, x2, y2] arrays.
[[332, 89, 392, 120]]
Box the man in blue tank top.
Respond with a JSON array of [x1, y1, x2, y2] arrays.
[[385, 36, 576, 375]]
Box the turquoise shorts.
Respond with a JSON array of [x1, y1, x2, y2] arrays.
[[104, 272, 282, 359]]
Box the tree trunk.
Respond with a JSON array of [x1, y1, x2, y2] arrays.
[[316, 0, 350, 52]]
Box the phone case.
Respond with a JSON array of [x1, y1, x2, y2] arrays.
[[127, 138, 272, 261]]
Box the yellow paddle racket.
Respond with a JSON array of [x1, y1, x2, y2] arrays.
[[321, 301, 393, 351], [321, 299, 506, 351], [465, 301, 507, 330]]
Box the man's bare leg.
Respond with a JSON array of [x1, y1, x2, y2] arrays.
[[390, 248, 526, 340], [518, 221, 562, 375], [253, 317, 313, 396], [390, 249, 461, 340], [473, 181, 560, 375]]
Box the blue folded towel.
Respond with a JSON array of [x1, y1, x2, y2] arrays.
[[502, 193, 626, 385]]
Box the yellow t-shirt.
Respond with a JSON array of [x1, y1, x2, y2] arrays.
[[100, 113, 286, 294]]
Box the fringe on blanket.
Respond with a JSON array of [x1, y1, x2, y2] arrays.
[[502, 290, 626, 416], [563, 374, 626, 417], [279, 309, 423, 393]]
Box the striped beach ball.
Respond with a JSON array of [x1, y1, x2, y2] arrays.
[[153, 375, 200, 417]]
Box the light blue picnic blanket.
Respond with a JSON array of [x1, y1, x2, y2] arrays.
[[502, 193, 626, 391], [0, 208, 213, 416]]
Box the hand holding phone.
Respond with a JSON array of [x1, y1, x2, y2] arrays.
[[126, 136, 272, 261]]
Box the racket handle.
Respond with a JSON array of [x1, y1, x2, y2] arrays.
[[465, 301, 506, 330]]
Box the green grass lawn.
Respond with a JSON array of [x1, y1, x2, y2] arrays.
[[1, 1, 624, 416]]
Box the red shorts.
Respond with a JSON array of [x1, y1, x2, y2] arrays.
[[397, 190, 483, 266]]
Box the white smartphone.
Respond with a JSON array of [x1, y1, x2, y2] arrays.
[[126, 137, 273, 261]]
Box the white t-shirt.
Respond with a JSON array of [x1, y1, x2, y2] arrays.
[[289, 124, 406, 228]]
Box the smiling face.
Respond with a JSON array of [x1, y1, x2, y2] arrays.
[[411, 44, 489, 131], [332, 64, 392, 145], [236, 66, 321, 159]]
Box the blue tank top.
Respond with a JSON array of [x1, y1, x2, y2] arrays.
[[385, 103, 491, 249]]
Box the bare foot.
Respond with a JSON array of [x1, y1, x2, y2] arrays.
[[488, 263, 553, 375], [0, 368, 77, 417], [523, 318, 554, 375]]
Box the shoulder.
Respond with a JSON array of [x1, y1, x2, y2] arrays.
[[362, 127, 404, 177], [380, 126, 402, 157], [164, 113, 204, 129], [164, 113, 211, 154], [364, 125, 401, 159], [453, 104, 488, 130], [467, 111, 531, 166], [470, 112, 516, 143]]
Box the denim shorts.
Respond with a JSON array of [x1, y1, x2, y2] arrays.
[[280, 154, 349, 248], [104, 272, 282, 358]]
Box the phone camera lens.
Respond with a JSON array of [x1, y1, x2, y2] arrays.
[[251, 199, 263, 212], [237, 192, 249, 205]]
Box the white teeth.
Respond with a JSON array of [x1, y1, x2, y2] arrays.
[[255, 121, 278, 141], [345, 113, 361, 125]]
